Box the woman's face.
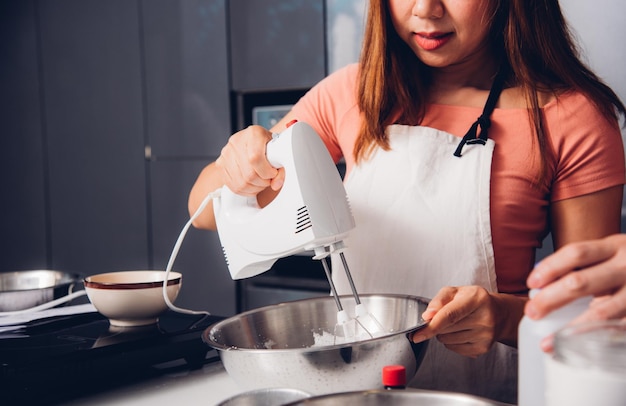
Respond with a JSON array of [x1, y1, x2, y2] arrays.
[[388, 0, 496, 69]]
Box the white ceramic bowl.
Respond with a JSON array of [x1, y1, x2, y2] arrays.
[[84, 270, 182, 327]]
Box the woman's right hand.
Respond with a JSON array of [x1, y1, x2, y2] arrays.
[[215, 125, 284, 196], [189, 116, 296, 230]]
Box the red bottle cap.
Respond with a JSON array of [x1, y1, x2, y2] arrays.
[[382, 365, 406, 388], [285, 119, 298, 128]]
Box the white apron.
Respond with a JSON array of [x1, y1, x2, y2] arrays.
[[331, 125, 518, 404]]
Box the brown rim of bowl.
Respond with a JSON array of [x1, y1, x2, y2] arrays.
[[84, 273, 181, 290]]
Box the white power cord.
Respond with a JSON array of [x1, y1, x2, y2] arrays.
[[0, 289, 87, 317], [162, 188, 222, 316]]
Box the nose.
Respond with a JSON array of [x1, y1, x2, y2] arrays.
[[412, 0, 444, 19]]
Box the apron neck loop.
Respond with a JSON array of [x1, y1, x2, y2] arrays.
[[453, 66, 508, 157]]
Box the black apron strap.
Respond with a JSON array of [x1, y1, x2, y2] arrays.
[[453, 67, 508, 157]]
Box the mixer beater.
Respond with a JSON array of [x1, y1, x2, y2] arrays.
[[314, 243, 384, 343]]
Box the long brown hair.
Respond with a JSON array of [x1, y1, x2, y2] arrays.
[[356, 0, 626, 178]]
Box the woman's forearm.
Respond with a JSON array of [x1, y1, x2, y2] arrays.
[[188, 162, 224, 230]]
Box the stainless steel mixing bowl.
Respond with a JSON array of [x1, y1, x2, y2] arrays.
[[283, 389, 511, 405], [203, 294, 429, 395]]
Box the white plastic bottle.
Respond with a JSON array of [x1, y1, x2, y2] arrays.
[[518, 289, 592, 406]]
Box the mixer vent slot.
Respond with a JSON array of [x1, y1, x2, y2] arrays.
[[221, 246, 230, 265], [346, 194, 354, 216], [295, 206, 312, 233]]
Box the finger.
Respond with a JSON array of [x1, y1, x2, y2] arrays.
[[411, 288, 488, 345], [411, 325, 436, 343], [217, 153, 269, 196], [421, 287, 456, 321], [526, 261, 625, 319], [571, 290, 626, 323], [270, 168, 285, 191], [423, 295, 475, 335], [527, 240, 614, 289], [245, 125, 279, 180], [411, 296, 448, 343], [248, 145, 279, 181], [219, 128, 278, 195], [541, 294, 626, 354], [540, 334, 555, 353], [525, 270, 592, 319], [233, 133, 277, 183]]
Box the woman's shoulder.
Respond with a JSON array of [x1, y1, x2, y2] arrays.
[[497, 87, 601, 109], [546, 88, 625, 202], [545, 90, 620, 129], [497, 87, 557, 109], [498, 87, 619, 128], [545, 89, 588, 108]]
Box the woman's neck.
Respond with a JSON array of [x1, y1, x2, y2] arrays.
[[431, 54, 499, 89], [427, 55, 501, 107]]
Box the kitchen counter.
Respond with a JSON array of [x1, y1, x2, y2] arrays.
[[65, 361, 243, 405], [3, 347, 519, 406], [63, 361, 516, 406]]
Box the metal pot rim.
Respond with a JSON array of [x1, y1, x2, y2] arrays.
[[282, 388, 510, 405]]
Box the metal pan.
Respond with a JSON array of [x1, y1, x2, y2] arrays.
[[283, 389, 512, 405], [0, 270, 81, 312]]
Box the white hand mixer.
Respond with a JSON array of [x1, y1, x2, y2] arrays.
[[213, 121, 383, 342]]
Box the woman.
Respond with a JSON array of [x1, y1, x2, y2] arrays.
[[189, 0, 625, 403]]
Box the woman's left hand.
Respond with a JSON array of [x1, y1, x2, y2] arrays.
[[410, 286, 524, 357]]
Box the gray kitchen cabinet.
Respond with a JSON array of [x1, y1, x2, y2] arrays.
[[0, 0, 48, 270], [141, 0, 235, 315], [38, 0, 149, 274], [229, 0, 326, 91], [141, 0, 230, 158]]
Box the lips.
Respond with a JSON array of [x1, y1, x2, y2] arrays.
[[414, 32, 453, 51]]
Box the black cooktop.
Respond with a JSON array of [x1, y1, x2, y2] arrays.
[[0, 310, 224, 404]]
